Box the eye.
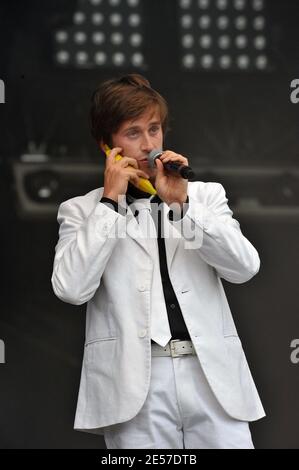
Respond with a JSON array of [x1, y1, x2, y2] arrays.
[[127, 130, 139, 138], [150, 126, 160, 134]]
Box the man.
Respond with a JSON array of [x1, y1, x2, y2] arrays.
[[51, 74, 265, 449]]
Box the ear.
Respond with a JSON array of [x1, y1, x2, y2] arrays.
[[98, 139, 106, 153]]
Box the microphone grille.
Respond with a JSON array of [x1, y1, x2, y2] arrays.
[[148, 149, 163, 168]]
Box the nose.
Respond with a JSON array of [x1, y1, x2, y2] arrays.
[[141, 132, 154, 153]]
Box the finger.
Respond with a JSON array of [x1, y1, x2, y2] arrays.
[[155, 158, 165, 172], [137, 169, 150, 179], [106, 147, 123, 166], [161, 156, 189, 166], [126, 168, 150, 179], [129, 174, 140, 187], [160, 153, 185, 161], [119, 156, 138, 169]]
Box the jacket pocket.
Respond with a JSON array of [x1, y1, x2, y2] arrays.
[[85, 336, 118, 346], [84, 336, 118, 365], [223, 335, 244, 364]]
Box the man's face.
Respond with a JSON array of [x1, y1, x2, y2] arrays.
[[111, 106, 163, 182]]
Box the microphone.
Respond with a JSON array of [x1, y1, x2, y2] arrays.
[[147, 149, 195, 180]]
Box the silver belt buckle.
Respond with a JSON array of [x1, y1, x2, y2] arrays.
[[169, 339, 182, 358]]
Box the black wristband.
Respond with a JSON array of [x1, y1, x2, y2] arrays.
[[100, 197, 119, 213]]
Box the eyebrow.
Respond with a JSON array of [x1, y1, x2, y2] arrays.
[[123, 121, 161, 133]]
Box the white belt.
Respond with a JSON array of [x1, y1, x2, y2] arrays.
[[151, 339, 196, 358]]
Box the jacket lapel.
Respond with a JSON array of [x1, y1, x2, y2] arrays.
[[125, 202, 153, 259]]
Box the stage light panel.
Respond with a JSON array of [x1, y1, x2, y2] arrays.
[[53, 0, 146, 69], [178, 0, 271, 72]]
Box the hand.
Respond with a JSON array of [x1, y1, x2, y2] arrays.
[[102, 147, 150, 202], [155, 150, 188, 208]]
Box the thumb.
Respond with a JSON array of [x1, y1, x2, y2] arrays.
[[156, 158, 164, 173]]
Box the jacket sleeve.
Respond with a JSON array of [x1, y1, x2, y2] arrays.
[[51, 199, 126, 305], [169, 182, 261, 284]]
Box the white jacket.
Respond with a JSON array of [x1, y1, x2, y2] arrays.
[[51, 181, 265, 435]]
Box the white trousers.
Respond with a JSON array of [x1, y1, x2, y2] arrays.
[[103, 351, 255, 449]]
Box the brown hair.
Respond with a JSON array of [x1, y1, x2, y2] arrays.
[[89, 74, 169, 148]]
